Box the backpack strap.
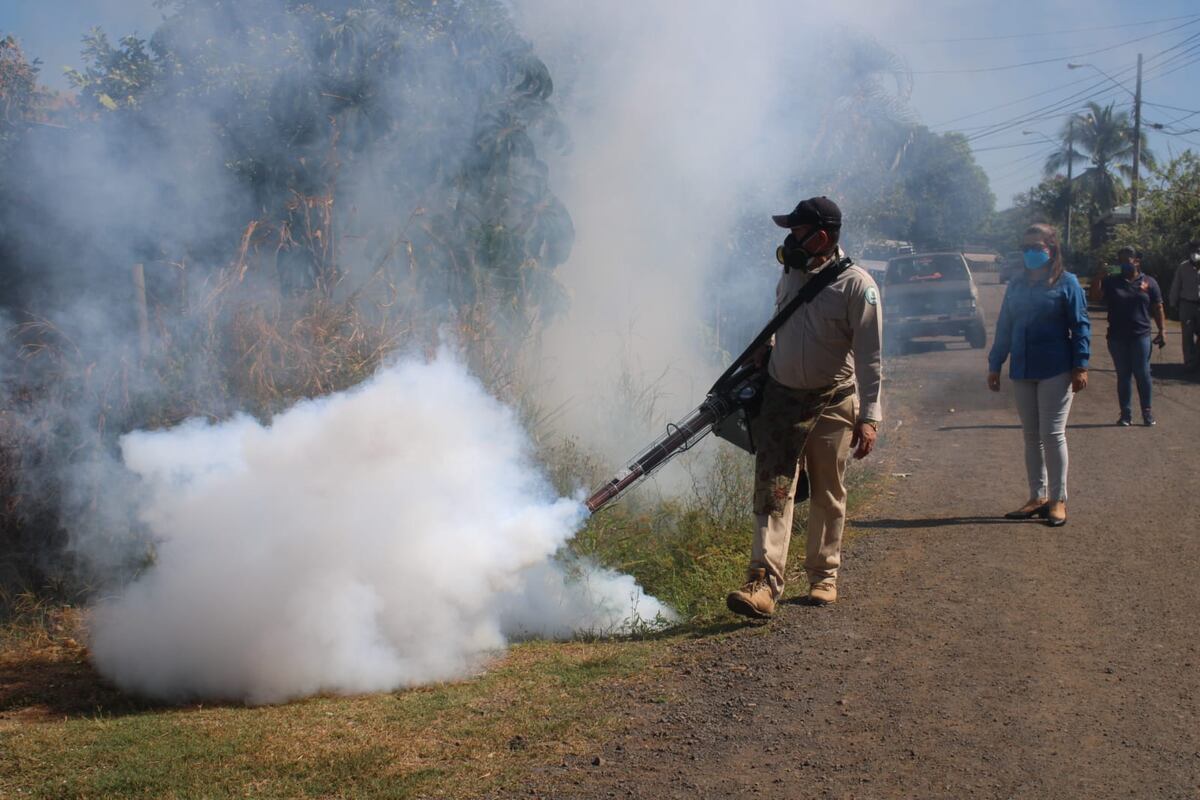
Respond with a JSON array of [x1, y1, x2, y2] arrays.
[[711, 257, 853, 392]]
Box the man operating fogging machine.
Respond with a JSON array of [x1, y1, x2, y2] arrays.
[[725, 197, 883, 619]]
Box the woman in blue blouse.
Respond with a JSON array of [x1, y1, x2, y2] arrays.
[[987, 223, 1091, 527]]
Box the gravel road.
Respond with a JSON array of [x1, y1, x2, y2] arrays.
[[524, 274, 1200, 799]]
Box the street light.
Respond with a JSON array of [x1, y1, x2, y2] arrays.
[[1066, 62, 1136, 97]]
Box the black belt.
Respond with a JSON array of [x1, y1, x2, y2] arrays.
[[829, 384, 857, 404], [768, 377, 856, 404]]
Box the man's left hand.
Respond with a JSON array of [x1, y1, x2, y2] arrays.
[[851, 421, 877, 460]]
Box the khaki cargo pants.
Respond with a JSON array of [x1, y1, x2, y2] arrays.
[[1181, 299, 1200, 370], [749, 377, 858, 597]]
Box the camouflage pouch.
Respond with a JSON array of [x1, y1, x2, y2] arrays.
[[751, 379, 839, 517]]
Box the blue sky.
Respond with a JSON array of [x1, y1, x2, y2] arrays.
[[858, 0, 1200, 208], [2, 0, 1197, 210]]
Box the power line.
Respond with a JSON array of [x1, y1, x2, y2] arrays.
[[971, 140, 1057, 153], [917, 13, 1200, 44], [961, 60, 1157, 140], [1149, 106, 1200, 132], [964, 77, 1123, 139], [964, 80, 1129, 142], [1144, 49, 1200, 83], [1142, 100, 1200, 115], [988, 145, 1059, 175], [929, 29, 1197, 140], [907, 17, 1200, 75], [959, 35, 1197, 144], [1138, 29, 1200, 65], [960, 89, 1128, 135], [1140, 39, 1200, 78], [991, 143, 1060, 168], [928, 71, 1119, 129], [988, 149, 1059, 188]]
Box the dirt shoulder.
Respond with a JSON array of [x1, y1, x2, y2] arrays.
[[521, 278, 1200, 799]]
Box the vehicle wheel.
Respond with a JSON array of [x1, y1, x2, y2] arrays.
[[967, 324, 987, 349]]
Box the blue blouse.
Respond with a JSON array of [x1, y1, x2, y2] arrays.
[[988, 271, 1091, 379]]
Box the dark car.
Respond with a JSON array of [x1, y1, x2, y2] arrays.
[[883, 252, 987, 352], [998, 251, 1024, 283]]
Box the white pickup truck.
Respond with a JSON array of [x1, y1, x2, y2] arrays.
[[883, 252, 987, 353]]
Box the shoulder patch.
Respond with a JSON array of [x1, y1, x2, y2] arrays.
[[865, 286, 879, 306]]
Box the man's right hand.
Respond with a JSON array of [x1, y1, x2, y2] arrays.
[[750, 344, 771, 368], [987, 372, 1001, 392]]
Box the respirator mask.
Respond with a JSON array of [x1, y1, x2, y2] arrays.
[[776, 230, 822, 273]]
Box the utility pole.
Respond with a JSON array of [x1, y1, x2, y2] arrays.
[[1065, 116, 1074, 263], [1131, 52, 1143, 225]]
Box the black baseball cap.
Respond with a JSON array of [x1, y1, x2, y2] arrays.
[[772, 196, 842, 230]]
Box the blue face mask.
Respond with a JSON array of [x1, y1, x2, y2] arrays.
[[1120, 262, 1137, 277], [1023, 248, 1051, 270]]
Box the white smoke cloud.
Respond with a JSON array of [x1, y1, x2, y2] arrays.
[[516, 2, 797, 461], [87, 353, 672, 705]]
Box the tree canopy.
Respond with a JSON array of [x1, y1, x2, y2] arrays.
[[2, 0, 575, 333]]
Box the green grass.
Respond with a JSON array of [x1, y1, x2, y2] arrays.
[[0, 439, 881, 799], [566, 443, 877, 620]]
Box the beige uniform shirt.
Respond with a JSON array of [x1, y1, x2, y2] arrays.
[[767, 248, 883, 422], [1169, 259, 1200, 305]]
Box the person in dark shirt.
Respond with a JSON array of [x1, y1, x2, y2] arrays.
[[1101, 246, 1166, 426]]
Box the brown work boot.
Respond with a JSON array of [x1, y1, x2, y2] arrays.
[[807, 580, 837, 606], [726, 568, 776, 619]]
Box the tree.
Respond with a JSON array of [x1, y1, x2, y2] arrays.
[[1110, 150, 1200, 291], [0, 0, 580, 594], [791, 35, 993, 249], [981, 175, 1093, 256], [6, 0, 574, 327], [0, 34, 44, 157], [64, 29, 157, 111], [883, 129, 994, 249], [1044, 101, 1156, 225]]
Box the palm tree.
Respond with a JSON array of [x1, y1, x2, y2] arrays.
[[808, 34, 916, 174], [1044, 101, 1156, 218]]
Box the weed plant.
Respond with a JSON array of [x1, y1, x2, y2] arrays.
[[544, 439, 814, 625]]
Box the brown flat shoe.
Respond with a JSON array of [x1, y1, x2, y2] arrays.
[[1004, 499, 1049, 520], [1045, 501, 1067, 527]]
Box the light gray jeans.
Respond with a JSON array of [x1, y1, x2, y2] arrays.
[[1012, 371, 1074, 502]]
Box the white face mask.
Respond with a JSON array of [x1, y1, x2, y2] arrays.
[[1191, 252, 1200, 265]]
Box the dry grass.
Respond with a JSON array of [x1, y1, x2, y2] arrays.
[[0, 190, 893, 797], [0, 612, 660, 799], [0, 437, 884, 799]]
